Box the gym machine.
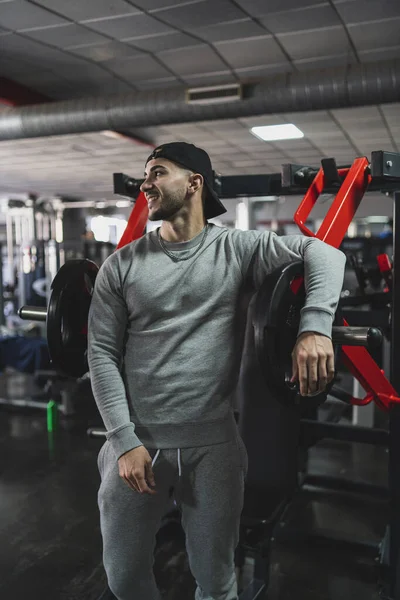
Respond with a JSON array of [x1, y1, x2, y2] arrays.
[[0, 197, 81, 417], [262, 151, 400, 600], [5, 195, 60, 310]]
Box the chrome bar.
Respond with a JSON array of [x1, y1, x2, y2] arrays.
[[18, 305, 47, 321]]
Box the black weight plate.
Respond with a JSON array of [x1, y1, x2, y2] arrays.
[[254, 261, 338, 410], [47, 259, 99, 377]]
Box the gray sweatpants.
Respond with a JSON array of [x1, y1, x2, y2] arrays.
[[97, 432, 248, 600]]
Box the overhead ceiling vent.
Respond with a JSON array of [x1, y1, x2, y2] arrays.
[[186, 83, 242, 105]]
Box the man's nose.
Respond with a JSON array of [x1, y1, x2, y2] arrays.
[[140, 178, 152, 193]]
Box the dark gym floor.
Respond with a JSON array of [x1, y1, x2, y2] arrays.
[[0, 370, 388, 600]]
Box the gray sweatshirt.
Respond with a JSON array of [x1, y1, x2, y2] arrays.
[[87, 224, 346, 459]]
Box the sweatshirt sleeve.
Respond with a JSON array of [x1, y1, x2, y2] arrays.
[[249, 232, 346, 339], [87, 256, 143, 459]]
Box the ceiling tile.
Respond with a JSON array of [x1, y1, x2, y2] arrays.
[[176, 131, 221, 143], [215, 36, 289, 69], [0, 0, 68, 30], [127, 32, 202, 52], [179, 133, 218, 145], [68, 41, 141, 62], [227, 135, 263, 145], [135, 0, 198, 9], [294, 52, 357, 70], [348, 18, 400, 51], [1, 32, 83, 65], [0, 56, 39, 76], [200, 118, 247, 131], [211, 147, 246, 157], [234, 0, 325, 18], [195, 18, 267, 42], [335, 0, 400, 24], [30, 76, 135, 100], [315, 144, 354, 152], [331, 106, 382, 121], [303, 117, 342, 130], [346, 127, 393, 139], [167, 123, 215, 135], [245, 149, 285, 158], [356, 142, 392, 153], [349, 131, 393, 141], [194, 138, 228, 148], [261, 4, 340, 34], [239, 115, 285, 127], [301, 128, 349, 140], [358, 45, 400, 63], [22, 81, 76, 99], [274, 139, 315, 151], [283, 110, 332, 124], [380, 103, 400, 118], [105, 54, 173, 81], [33, 0, 140, 21], [83, 13, 174, 39], [283, 153, 324, 162], [41, 58, 114, 79], [232, 159, 262, 168], [270, 139, 308, 152], [277, 25, 349, 60], [9, 69, 71, 88], [182, 71, 237, 86], [159, 44, 228, 76], [153, 0, 247, 29], [135, 77, 183, 90], [22, 24, 109, 48], [215, 135, 250, 146], [236, 63, 292, 79], [358, 142, 395, 152]]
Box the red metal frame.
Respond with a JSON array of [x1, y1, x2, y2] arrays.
[[377, 254, 392, 275], [293, 157, 399, 410], [294, 157, 371, 247], [377, 253, 393, 293], [117, 191, 148, 248]]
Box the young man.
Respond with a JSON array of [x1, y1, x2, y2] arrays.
[[88, 142, 346, 600]]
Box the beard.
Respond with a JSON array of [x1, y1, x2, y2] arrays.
[[148, 188, 186, 221]]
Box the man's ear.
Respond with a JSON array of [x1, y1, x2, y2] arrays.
[[188, 173, 203, 194]]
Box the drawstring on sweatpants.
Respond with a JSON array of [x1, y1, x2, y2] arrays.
[[151, 449, 161, 467], [151, 448, 182, 477], [177, 448, 182, 477]]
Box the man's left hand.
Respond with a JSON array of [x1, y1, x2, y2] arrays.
[[291, 332, 335, 396]]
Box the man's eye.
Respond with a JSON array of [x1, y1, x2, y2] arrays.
[[155, 171, 163, 177]]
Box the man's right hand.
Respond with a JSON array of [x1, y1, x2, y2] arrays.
[[118, 446, 157, 495]]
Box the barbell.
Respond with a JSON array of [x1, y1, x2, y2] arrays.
[[19, 259, 99, 378], [19, 259, 382, 406]]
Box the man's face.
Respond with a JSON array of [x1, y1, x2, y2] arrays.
[[141, 158, 190, 222]]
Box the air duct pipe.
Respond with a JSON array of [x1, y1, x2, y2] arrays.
[[0, 59, 399, 140]]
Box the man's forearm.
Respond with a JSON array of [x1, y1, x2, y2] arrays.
[[87, 258, 143, 458], [89, 354, 143, 458], [299, 238, 346, 338]]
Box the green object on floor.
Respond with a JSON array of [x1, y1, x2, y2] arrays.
[[47, 400, 58, 432]]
